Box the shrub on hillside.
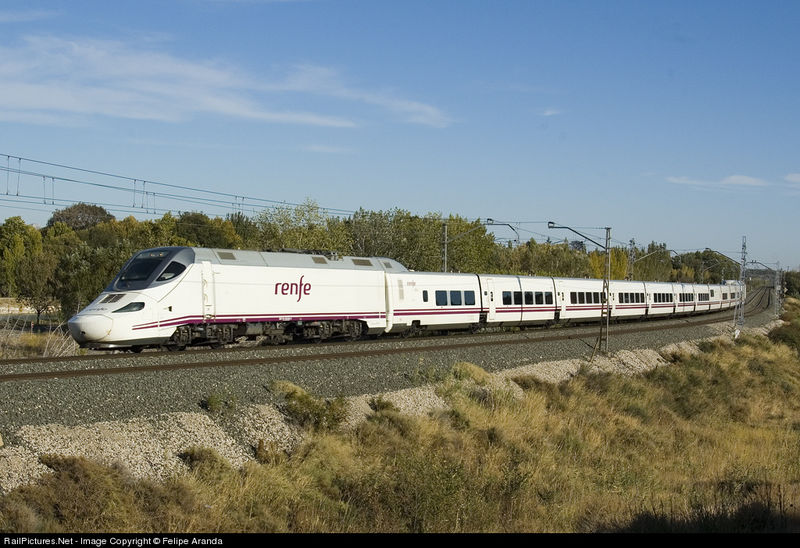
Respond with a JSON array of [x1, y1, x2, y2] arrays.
[[769, 322, 800, 352], [271, 381, 348, 432]]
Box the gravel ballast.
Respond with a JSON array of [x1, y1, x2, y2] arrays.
[[0, 309, 779, 493]]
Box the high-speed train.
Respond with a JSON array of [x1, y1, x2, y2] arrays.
[[67, 246, 745, 351]]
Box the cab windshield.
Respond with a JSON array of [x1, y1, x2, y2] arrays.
[[120, 257, 165, 283], [109, 248, 191, 291]]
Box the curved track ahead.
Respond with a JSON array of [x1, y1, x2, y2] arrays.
[[0, 286, 775, 384]]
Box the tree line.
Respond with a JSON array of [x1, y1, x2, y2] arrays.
[[0, 201, 745, 323]]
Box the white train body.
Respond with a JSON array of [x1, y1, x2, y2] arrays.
[[67, 246, 746, 350]]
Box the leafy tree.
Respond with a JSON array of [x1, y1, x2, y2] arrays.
[[629, 242, 673, 281], [672, 249, 738, 284], [14, 251, 59, 325], [46, 203, 114, 231], [520, 239, 591, 278], [348, 208, 396, 258], [0, 217, 42, 296], [784, 271, 800, 298], [176, 212, 242, 249], [671, 261, 696, 283], [255, 199, 352, 254], [386, 212, 441, 272], [588, 248, 628, 280], [347, 208, 441, 270], [147, 213, 190, 248], [42, 222, 81, 256], [226, 212, 260, 249], [442, 215, 496, 274], [55, 243, 132, 319], [82, 216, 187, 252]]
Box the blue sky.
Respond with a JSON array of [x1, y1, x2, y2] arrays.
[[0, 0, 798, 269]]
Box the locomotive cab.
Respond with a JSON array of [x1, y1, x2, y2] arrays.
[[67, 247, 194, 349]]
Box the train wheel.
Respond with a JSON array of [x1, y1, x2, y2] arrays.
[[347, 321, 365, 341]]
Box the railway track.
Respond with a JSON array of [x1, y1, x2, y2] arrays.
[[0, 286, 774, 384]]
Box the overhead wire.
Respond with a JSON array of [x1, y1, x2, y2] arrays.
[[0, 154, 740, 259], [1, 153, 357, 216]]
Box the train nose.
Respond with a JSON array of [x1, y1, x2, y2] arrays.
[[68, 314, 113, 343]]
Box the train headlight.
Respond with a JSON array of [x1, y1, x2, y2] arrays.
[[113, 302, 145, 313]]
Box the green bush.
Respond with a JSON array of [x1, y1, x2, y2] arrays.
[[271, 381, 348, 432]]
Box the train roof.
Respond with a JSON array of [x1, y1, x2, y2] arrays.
[[186, 247, 409, 272]]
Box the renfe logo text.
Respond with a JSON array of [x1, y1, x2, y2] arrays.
[[275, 275, 311, 302]]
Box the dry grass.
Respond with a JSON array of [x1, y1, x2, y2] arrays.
[[0, 316, 80, 359], [4, 306, 800, 532]]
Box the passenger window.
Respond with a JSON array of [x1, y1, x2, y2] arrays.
[[570, 292, 577, 304], [525, 292, 533, 305], [535, 292, 544, 305], [545, 292, 554, 305], [423, 290, 428, 302], [503, 292, 512, 305], [578, 292, 585, 304], [465, 291, 475, 306], [450, 291, 462, 306], [513, 291, 522, 305], [435, 290, 447, 306]]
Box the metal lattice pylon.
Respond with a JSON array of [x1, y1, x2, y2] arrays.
[[733, 236, 746, 339]]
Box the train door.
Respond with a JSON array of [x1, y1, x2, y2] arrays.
[[201, 260, 216, 320], [384, 272, 396, 333], [486, 278, 497, 322]]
